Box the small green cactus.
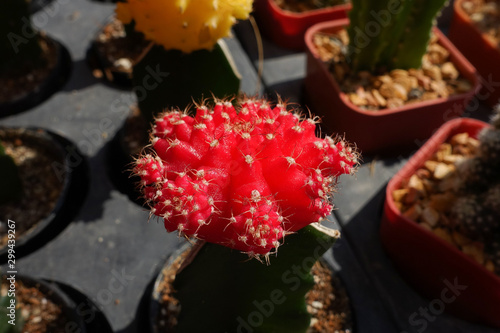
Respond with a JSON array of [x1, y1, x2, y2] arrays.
[[347, 0, 448, 73], [0, 0, 44, 73], [0, 142, 23, 204]]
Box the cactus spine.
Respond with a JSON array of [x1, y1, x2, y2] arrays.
[[347, 0, 448, 73]]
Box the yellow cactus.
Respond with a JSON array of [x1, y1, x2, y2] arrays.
[[116, 0, 253, 53]]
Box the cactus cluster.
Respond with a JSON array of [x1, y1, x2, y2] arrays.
[[116, 0, 253, 53], [452, 108, 500, 272], [347, 0, 448, 73], [134, 98, 358, 256]]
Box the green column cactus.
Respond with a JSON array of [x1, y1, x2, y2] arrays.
[[0, 0, 44, 73], [347, 0, 448, 73], [0, 142, 23, 204], [173, 223, 339, 333]]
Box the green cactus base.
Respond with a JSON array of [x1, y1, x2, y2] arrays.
[[132, 39, 241, 124], [172, 223, 339, 333]]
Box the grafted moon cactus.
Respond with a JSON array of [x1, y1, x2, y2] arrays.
[[134, 98, 358, 256]]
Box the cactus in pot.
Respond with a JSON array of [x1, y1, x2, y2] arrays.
[[347, 0, 448, 73], [133, 97, 358, 331], [451, 109, 500, 274], [115, 0, 253, 124]]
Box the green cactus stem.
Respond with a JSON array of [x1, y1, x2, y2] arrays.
[[172, 223, 339, 333], [347, 0, 448, 73], [132, 39, 240, 125], [0, 142, 23, 204], [0, 0, 44, 73]]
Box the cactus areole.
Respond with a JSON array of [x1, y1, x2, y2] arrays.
[[134, 98, 357, 257]]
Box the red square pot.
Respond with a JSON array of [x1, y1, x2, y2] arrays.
[[304, 19, 481, 156], [449, 0, 500, 107], [381, 117, 500, 328], [253, 0, 351, 50]]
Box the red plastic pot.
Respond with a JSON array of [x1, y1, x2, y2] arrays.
[[449, 0, 500, 107], [381, 117, 500, 328], [253, 0, 351, 50], [304, 19, 481, 156]]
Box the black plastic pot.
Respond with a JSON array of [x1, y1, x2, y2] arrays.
[[86, 15, 151, 89], [2, 275, 87, 332], [106, 111, 148, 207], [0, 127, 89, 263], [0, 35, 72, 118], [29, 0, 55, 13], [55, 280, 114, 333]]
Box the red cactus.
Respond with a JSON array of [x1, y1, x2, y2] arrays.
[[134, 98, 358, 256]]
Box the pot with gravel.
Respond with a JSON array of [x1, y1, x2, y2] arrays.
[[0, 127, 88, 262], [381, 109, 500, 328], [304, 0, 480, 155], [449, 0, 500, 107], [0, 275, 86, 333], [86, 15, 150, 87], [0, 0, 71, 117], [133, 97, 358, 332], [253, 0, 351, 50]]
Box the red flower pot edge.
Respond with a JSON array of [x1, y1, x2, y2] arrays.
[[452, 0, 498, 50], [304, 19, 481, 155], [264, 0, 352, 19], [253, 0, 351, 50], [381, 117, 500, 328], [449, 0, 500, 106]]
